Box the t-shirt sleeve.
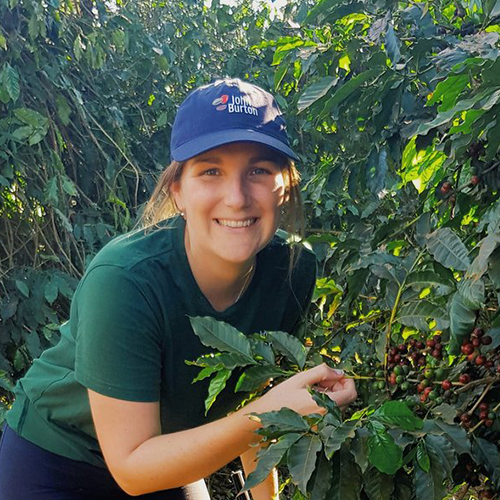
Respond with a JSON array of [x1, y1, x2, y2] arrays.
[[281, 248, 317, 338], [74, 265, 162, 402]]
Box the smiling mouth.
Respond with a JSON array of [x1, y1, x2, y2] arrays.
[[215, 218, 258, 228]]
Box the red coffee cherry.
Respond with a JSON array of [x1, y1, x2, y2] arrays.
[[461, 343, 474, 355], [470, 175, 480, 186], [442, 380, 452, 391], [480, 411, 489, 420], [473, 327, 484, 338], [427, 339, 436, 349], [476, 355, 487, 366], [459, 374, 471, 384], [484, 419, 494, 428], [479, 402, 489, 412], [481, 336, 492, 345], [441, 181, 452, 194], [472, 338, 481, 348]]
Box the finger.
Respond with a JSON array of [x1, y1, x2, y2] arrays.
[[298, 364, 345, 387]]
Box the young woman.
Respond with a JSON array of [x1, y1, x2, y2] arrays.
[[0, 79, 356, 500]]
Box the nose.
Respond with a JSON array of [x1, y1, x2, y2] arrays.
[[224, 173, 250, 210]]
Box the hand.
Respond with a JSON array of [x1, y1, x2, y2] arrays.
[[252, 364, 357, 417]]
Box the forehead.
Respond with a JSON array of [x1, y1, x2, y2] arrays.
[[188, 142, 286, 164]]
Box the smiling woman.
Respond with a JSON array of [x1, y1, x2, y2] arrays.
[[0, 78, 357, 500]]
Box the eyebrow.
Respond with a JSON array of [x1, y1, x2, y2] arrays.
[[192, 155, 282, 165]]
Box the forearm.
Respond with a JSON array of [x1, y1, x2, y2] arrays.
[[241, 445, 279, 500], [115, 400, 265, 495]]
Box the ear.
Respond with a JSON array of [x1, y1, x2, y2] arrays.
[[170, 179, 183, 212]]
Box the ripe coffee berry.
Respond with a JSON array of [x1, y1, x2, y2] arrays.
[[442, 379, 452, 390], [461, 343, 474, 355], [480, 411, 489, 420], [481, 335, 492, 345], [479, 402, 489, 411], [441, 181, 452, 194], [459, 374, 471, 384], [473, 327, 484, 338], [476, 355, 487, 366], [432, 349, 442, 359], [484, 419, 494, 428], [434, 335, 442, 343], [460, 413, 471, 423], [472, 338, 481, 348], [470, 175, 480, 186], [416, 341, 425, 350]]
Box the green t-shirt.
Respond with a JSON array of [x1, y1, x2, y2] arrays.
[[6, 216, 316, 467]]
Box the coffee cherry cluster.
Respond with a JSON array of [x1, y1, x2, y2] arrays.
[[460, 328, 495, 370]]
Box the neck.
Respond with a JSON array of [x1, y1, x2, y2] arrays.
[[184, 232, 256, 312]]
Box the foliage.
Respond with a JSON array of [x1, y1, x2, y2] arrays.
[[0, 0, 281, 419], [190, 0, 500, 498], [2, 0, 500, 497]]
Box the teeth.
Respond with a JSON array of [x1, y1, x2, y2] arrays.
[[217, 219, 256, 228]]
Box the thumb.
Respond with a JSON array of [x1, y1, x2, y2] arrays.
[[298, 364, 345, 387]]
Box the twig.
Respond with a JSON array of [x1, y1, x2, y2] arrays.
[[456, 376, 498, 394], [467, 381, 494, 416]]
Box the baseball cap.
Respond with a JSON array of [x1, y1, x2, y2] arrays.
[[170, 78, 298, 162]]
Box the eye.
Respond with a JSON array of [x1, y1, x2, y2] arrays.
[[201, 168, 220, 176], [250, 166, 273, 175]]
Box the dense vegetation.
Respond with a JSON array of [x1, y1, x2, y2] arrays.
[[1, 0, 500, 498]]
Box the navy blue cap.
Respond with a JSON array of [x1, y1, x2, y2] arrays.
[[170, 78, 298, 162]]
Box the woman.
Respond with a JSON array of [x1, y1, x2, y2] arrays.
[[0, 79, 356, 499]]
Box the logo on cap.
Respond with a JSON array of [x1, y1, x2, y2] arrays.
[[212, 93, 258, 116], [212, 95, 229, 110]]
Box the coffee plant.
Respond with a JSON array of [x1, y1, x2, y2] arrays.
[[2, 0, 500, 498]]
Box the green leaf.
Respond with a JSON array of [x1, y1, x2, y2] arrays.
[[288, 434, 323, 494], [425, 434, 457, 478], [472, 437, 500, 490], [244, 433, 302, 491], [2, 63, 20, 102], [249, 338, 275, 364], [372, 401, 423, 431], [396, 301, 448, 331], [15, 279, 30, 298], [384, 24, 400, 65], [157, 112, 168, 127], [426, 228, 470, 271], [422, 420, 470, 455], [328, 447, 362, 500], [458, 278, 485, 309], [44, 280, 59, 304], [192, 365, 220, 383], [13, 108, 48, 128], [406, 271, 455, 295], [204, 368, 231, 414], [189, 317, 255, 363], [56, 96, 72, 126], [265, 330, 307, 368], [469, 234, 500, 280], [62, 176, 78, 197], [449, 291, 476, 354], [414, 461, 446, 500], [416, 440, 430, 472], [322, 70, 378, 114], [12, 126, 34, 141], [297, 76, 338, 113], [0, 33, 7, 51], [235, 365, 285, 392], [321, 420, 358, 458], [253, 407, 310, 433], [309, 451, 332, 500], [427, 74, 469, 112], [367, 421, 403, 474], [350, 428, 370, 474], [362, 467, 394, 500]]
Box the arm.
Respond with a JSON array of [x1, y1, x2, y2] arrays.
[[240, 445, 279, 500], [88, 364, 356, 496]]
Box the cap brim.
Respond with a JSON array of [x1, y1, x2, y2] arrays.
[[171, 129, 299, 162]]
